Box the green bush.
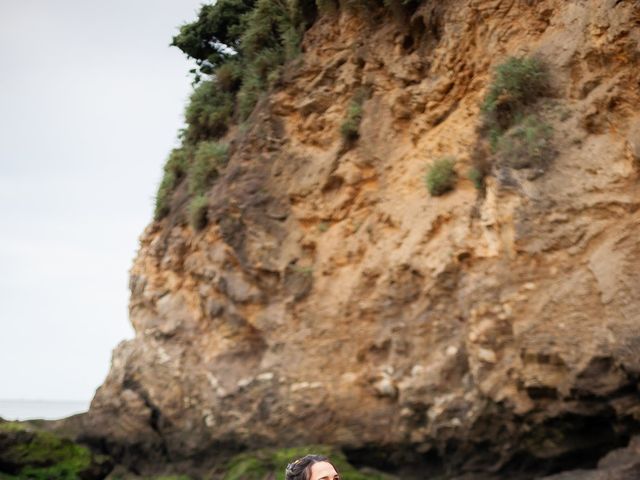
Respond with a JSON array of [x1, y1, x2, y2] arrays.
[[154, 171, 176, 221], [188, 141, 229, 196], [165, 147, 189, 179], [154, 148, 190, 220], [174, 0, 308, 126], [236, 47, 287, 120], [495, 115, 554, 170], [189, 194, 209, 230], [340, 88, 368, 141], [467, 167, 485, 190], [425, 157, 457, 196], [475, 56, 555, 181], [481, 56, 548, 134], [237, 72, 263, 121], [184, 80, 234, 143], [241, 0, 302, 60], [171, 0, 256, 79], [216, 60, 243, 92], [340, 102, 363, 141]]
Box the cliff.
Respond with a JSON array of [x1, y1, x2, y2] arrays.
[[82, 0, 640, 478]]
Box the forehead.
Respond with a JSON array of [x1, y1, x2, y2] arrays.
[[310, 461, 338, 479]]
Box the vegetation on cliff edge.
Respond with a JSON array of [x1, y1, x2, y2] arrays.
[[155, 0, 320, 226]]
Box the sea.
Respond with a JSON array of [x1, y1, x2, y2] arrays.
[[0, 399, 89, 421]]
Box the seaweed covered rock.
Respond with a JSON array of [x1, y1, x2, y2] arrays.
[[0, 421, 112, 480]]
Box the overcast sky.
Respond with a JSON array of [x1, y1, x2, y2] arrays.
[[0, 0, 203, 404]]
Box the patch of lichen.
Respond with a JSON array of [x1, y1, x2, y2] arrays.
[[223, 445, 391, 480]]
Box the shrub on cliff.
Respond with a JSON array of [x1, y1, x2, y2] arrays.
[[215, 60, 243, 93], [425, 157, 457, 196], [467, 167, 485, 190], [340, 88, 369, 142], [189, 194, 209, 230], [184, 80, 235, 143], [475, 55, 555, 183], [154, 148, 189, 221], [174, 0, 311, 126], [481, 56, 549, 143], [171, 0, 256, 81], [495, 115, 554, 171], [188, 141, 229, 196]]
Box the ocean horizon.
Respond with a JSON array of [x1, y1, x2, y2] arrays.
[[0, 399, 89, 421]]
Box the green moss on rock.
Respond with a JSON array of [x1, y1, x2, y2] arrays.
[[0, 421, 111, 480], [0, 422, 27, 433]]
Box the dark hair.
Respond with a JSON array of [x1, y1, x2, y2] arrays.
[[285, 454, 338, 480]]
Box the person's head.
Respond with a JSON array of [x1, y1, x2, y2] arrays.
[[285, 454, 340, 480]]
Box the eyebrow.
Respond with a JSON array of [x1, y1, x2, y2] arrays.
[[317, 476, 339, 480]]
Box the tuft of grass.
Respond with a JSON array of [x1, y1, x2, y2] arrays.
[[184, 80, 234, 143], [237, 72, 264, 121], [481, 56, 549, 132], [215, 60, 243, 93], [425, 157, 457, 196], [189, 194, 209, 231], [293, 265, 314, 275], [467, 167, 485, 190], [154, 172, 176, 221], [340, 88, 368, 142], [340, 103, 363, 141], [188, 141, 229, 196], [494, 115, 554, 171], [475, 55, 555, 182], [154, 148, 190, 221]]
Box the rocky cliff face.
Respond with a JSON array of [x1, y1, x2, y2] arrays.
[[84, 0, 640, 477]]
